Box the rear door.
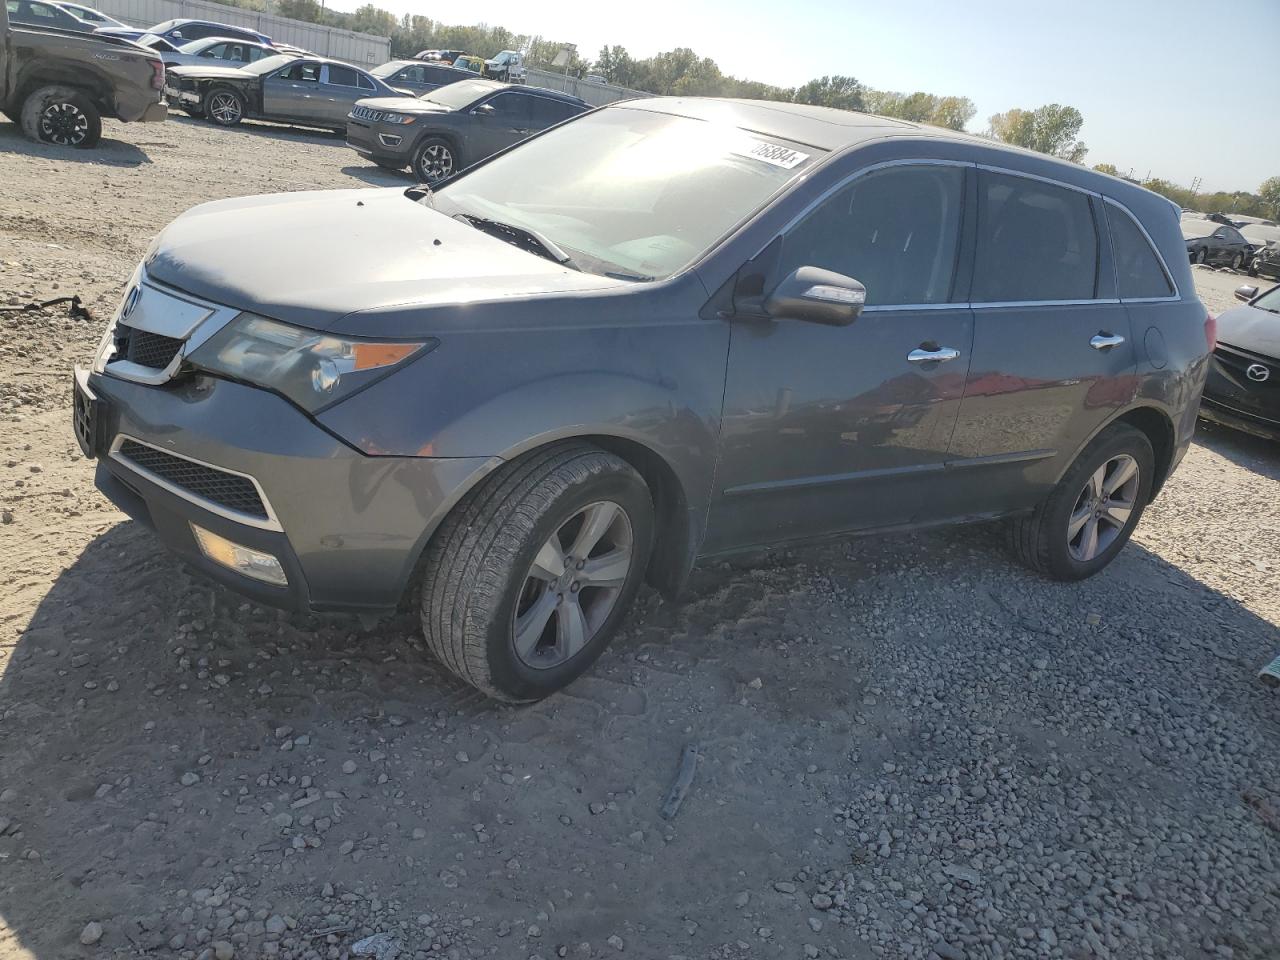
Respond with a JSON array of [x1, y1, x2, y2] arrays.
[[945, 168, 1135, 514], [526, 94, 582, 134], [317, 63, 371, 123], [262, 59, 321, 119]]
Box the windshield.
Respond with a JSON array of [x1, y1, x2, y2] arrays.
[[370, 60, 407, 78], [1182, 220, 1217, 239], [1253, 285, 1280, 312], [421, 78, 499, 108], [243, 54, 297, 75], [434, 108, 822, 280], [1242, 224, 1280, 244]]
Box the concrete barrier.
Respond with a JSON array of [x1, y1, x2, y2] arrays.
[[525, 68, 650, 106]]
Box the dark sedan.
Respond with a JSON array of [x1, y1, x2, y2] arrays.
[[1200, 283, 1280, 440], [368, 59, 472, 97], [1183, 218, 1250, 269], [345, 78, 587, 181], [5, 0, 93, 32], [166, 54, 405, 130]]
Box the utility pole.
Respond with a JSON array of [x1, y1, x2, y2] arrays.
[[1189, 176, 1201, 205]]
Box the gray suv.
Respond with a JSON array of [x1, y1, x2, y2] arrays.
[[73, 98, 1210, 702]]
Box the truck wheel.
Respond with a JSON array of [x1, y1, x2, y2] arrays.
[[20, 85, 102, 148], [419, 442, 654, 702], [203, 87, 244, 126]]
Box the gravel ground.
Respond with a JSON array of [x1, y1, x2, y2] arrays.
[[1, 116, 1278, 960]]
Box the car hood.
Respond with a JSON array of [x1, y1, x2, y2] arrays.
[[1217, 302, 1280, 359], [168, 64, 250, 80], [145, 188, 624, 331], [356, 96, 449, 113]]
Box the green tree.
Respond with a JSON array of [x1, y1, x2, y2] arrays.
[[930, 95, 975, 131], [1092, 163, 1118, 176], [1260, 177, 1280, 217], [792, 75, 864, 111], [988, 104, 1087, 162], [275, 0, 319, 21]]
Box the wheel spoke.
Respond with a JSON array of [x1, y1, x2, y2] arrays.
[[1104, 457, 1137, 495], [579, 547, 632, 588], [555, 597, 589, 659], [1079, 516, 1100, 561], [1067, 503, 1092, 539], [1102, 503, 1132, 527], [569, 501, 619, 558], [513, 589, 557, 658], [1088, 465, 1106, 500], [528, 539, 565, 581]]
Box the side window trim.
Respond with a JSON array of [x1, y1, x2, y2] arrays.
[[1102, 197, 1180, 303]]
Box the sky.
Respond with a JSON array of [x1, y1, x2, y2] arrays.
[[348, 0, 1280, 194]]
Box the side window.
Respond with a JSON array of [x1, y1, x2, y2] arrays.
[[425, 65, 457, 83], [278, 61, 320, 82], [778, 164, 964, 306], [1225, 227, 1244, 243], [325, 64, 359, 87], [973, 171, 1098, 302], [356, 71, 375, 90], [394, 65, 425, 84], [527, 97, 580, 127], [248, 46, 270, 61], [177, 23, 216, 40], [480, 92, 532, 122], [1106, 205, 1173, 300], [24, 2, 63, 23], [201, 42, 226, 59]]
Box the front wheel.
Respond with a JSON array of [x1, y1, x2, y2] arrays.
[[419, 443, 654, 702], [1231, 252, 1243, 271], [20, 85, 102, 148], [203, 87, 244, 126], [411, 135, 456, 184], [1193, 248, 1207, 265], [1009, 423, 1154, 581]]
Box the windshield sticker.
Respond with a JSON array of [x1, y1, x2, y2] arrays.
[[731, 140, 810, 170]]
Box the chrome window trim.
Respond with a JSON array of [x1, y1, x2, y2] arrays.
[[1102, 196, 1182, 303], [109, 434, 284, 532], [973, 162, 1103, 199], [970, 298, 1122, 309], [862, 302, 969, 313]]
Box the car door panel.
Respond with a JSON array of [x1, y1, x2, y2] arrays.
[[468, 92, 533, 160], [263, 61, 320, 120]]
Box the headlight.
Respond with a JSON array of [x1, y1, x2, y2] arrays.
[[188, 313, 434, 413], [381, 112, 416, 125]]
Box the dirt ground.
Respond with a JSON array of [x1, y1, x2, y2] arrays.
[[1, 117, 1278, 960]]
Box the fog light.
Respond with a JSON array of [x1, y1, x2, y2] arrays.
[[190, 523, 288, 586], [378, 133, 403, 147]]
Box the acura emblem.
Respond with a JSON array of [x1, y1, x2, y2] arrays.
[[121, 285, 141, 320], [1246, 363, 1271, 383]]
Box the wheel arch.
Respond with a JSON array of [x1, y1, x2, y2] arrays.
[[1061, 404, 1177, 498], [15, 66, 112, 115], [410, 128, 462, 168]]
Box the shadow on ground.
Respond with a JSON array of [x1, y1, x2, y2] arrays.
[[0, 122, 152, 167], [1193, 418, 1280, 480], [1, 508, 1278, 958]]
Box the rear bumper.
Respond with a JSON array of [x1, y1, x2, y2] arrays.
[[81, 368, 498, 613]]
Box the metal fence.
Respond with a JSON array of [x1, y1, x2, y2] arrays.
[[525, 68, 649, 107], [90, 0, 391, 65]]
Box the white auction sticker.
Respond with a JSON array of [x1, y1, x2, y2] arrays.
[[730, 139, 810, 170]]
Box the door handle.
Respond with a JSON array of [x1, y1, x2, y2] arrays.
[[907, 346, 960, 364], [1090, 333, 1126, 350]]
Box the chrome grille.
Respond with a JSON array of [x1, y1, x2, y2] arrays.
[[117, 440, 269, 521], [350, 105, 386, 122]]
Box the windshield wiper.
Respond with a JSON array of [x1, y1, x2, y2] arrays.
[[453, 214, 580, 271]]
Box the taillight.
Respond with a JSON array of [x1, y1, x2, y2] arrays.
[[1204, 312, 1217, 352], [150, 59, 165, 91]]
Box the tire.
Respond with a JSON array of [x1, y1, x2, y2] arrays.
[[1231, 252, 1243, 271], [1193, 248, 1207, 265], [1010, 423, 1154, 581], [20, 85, 102, 148], [374, 158, 404, 171], [419, 443, 654, 702], [203, 86, 244, 126], [411, 135, 457, 184]]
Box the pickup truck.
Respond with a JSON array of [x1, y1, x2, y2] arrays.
[[1, 0, 166, 147]]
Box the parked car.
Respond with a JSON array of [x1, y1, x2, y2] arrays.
[[50, 0, 124, 28], [346, 78, 586, 179], [1183, 218, 1250, 268], [1242, 224, 1280, 278], [583, 74, 607, 85], [368, 58, 471, 97], [452, 54, 486, 74], [1231, 214, 1277, 228], [96, 17, 272, 47], [1199, 283, 1280, 440], [414, 48, 466, 63], [166, 53, 403, 129], [5, 0, 93, 32], [1, 0, 165, 146], [155, 35, 277, 69], [485, 49, 526, 83], [74, 97, 1208, 702]]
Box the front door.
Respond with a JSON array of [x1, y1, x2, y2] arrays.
[[706, 162, 975, 554], [262, 60, 321, 120], [944, 169, 1135, 516], [469, 91, 533, 160]]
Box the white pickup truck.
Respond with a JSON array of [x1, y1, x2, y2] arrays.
[[485, 49, 526, 83]]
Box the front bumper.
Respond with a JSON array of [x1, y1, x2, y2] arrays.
[[1199, 396, 1280, 442], [345, 121, 413, 165], [78, 366, 497, 613]]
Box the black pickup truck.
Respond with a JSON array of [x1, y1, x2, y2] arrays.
[[1, 0, 166, 147]]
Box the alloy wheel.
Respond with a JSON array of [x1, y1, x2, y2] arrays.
[[511, 500, 633, 669], [208, 92, 242, 124], [39, 101, 89, 146], [417, 143, 454, 182], [1067, 454, 1139, 562]]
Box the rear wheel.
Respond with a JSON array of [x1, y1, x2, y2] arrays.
[[419, 443, 654, 702], [203, 87, 244, 126], [1193, 248, 1207, 265], [412, 136, 456, 184], [20, 85, 102, 148], [1231, 252, 1243, 271], [1010, 423, 1154, 581]]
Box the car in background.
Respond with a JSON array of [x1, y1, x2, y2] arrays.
[[583, 74, 607, 85], [1229, 214, 1277, 228], [96, 17, 272, 47], [414, 48, 465, 63], [1243, 224, 1280, 280], [1200, 283, 1280, 440], [158, 35, 278, 70], [5, 0, 93, 32], [166, 53, 404, 129], [51, 0, 124, 28], [1183, 218, 1249, 269], [345, 78, 586, 180], [452, 54, 486, 74], [485, 49, 526, 83], [369, 58, 471, 97]]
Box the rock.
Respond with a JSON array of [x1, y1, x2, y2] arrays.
[[180, 772, 200, 787], [1038, 928, 1058, 947], [79, 922, 103, 945], [812, 893, 833, 910], [607, 934, 624, 951], [933, 943, 964, 960], [773, 881, 797, 894], [212, 940, 234, 960], [589, 802, 606, 815], [342, 760, 357, 774], [265, 915, 286, 934]]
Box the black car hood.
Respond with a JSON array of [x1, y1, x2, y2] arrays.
[[1217, 302, 1280, 359], [355, 96, 449, 114], [145, 188, 624, 330]]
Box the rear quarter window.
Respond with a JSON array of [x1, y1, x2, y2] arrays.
[[973, 171, 1098, 303], [1107, 205, 1173, 300]]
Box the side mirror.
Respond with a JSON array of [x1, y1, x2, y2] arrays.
[[170, 29, 182, 38], [1235, 284, 1259, 302], [472, 103, 495, 115], [764, 266, 866, 326]]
